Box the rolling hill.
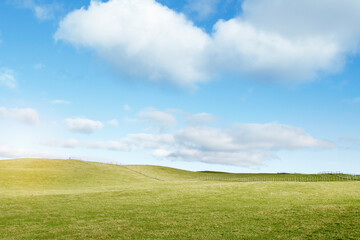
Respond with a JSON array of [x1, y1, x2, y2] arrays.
[[0, 158, 359, 239]]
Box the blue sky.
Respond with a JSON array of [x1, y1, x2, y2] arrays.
[[0, 0, 360, 173]]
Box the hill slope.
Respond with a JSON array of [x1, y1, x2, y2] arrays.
[[0, 158, 201, 194], [0, 158, 359, 239], [0, 158, 358, 194]]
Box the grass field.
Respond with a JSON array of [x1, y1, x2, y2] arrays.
[[0, 158, 359, 239]]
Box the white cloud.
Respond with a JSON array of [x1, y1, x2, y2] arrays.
[[49, 122, 333, 166], [55, 0, 211, 87], [43, 139, 80, 148], [55, 0, 360, 86], [45, 133, 174, 152], [107, 119, 118, 126], [0, 144, 51, 159], [163, 149, 274, 167], [59, 139, 81, 148], [83, 141, 108, 149], [138, 108, 177, 131], [65, 118, 103, 134], [241, 0, 360, 46], [159, 124, 334, 165], [0, 145, 26, 158], [51, 99, 71, 105], [212, 19, 341, 83], [209, 0, 360, 82], [186, 112, 218, 125], [0, 68, 16, 88], [176, 124, 333, 151], [0, 107, 39, 125], [107, 133, 175, 151]]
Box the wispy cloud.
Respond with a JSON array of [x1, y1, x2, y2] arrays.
[[48, 121, 333, 166], [51, 99, 71, 105], [12, 0, 60, 21], [0, 144, 52, 159], [186, 112, 218, 125], [33, 63, 45, 70], [43, 139, 80, 148], [0, 68, 16, 88], [344, 97, 360, 103], [65, 118, 103, 134], [123, 104, 131, 111], [184, 0, 220, 20], [0, 106, 39, 125], [107, 119, 118, 126], [138, 108, 177, 132], [337, 136, 360, 150]]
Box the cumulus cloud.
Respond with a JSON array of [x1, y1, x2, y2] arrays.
[[224, 0, 360, 81], [212, 19, 341, 82], [55, 0, 360, 86], [211, 0, 360, 82], [164, 149, 274, 166], [65, 118, 103, 134], [0, 107, 39, 125], [0, 68, 16, 88], [176, 124, 333, 151], [241, 0, 360, 45], [138, 108, 177, 131], [159, 124, 333, 165], [49, 122, 333, 166], [55, 0, 211, 87]]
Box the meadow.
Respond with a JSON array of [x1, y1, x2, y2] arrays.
[[0, 158, 359, 239]]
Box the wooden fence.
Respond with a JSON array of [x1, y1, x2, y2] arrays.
[[198, 174, 360, 182]]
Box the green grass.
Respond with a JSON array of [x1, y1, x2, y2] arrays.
[[0, 158, 359, 239]]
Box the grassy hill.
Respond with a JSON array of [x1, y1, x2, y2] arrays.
[[0, 158, 359, 239], [0, 159, 159, 192]]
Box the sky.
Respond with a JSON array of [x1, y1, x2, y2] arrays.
[[0, 0, 360, 173]]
